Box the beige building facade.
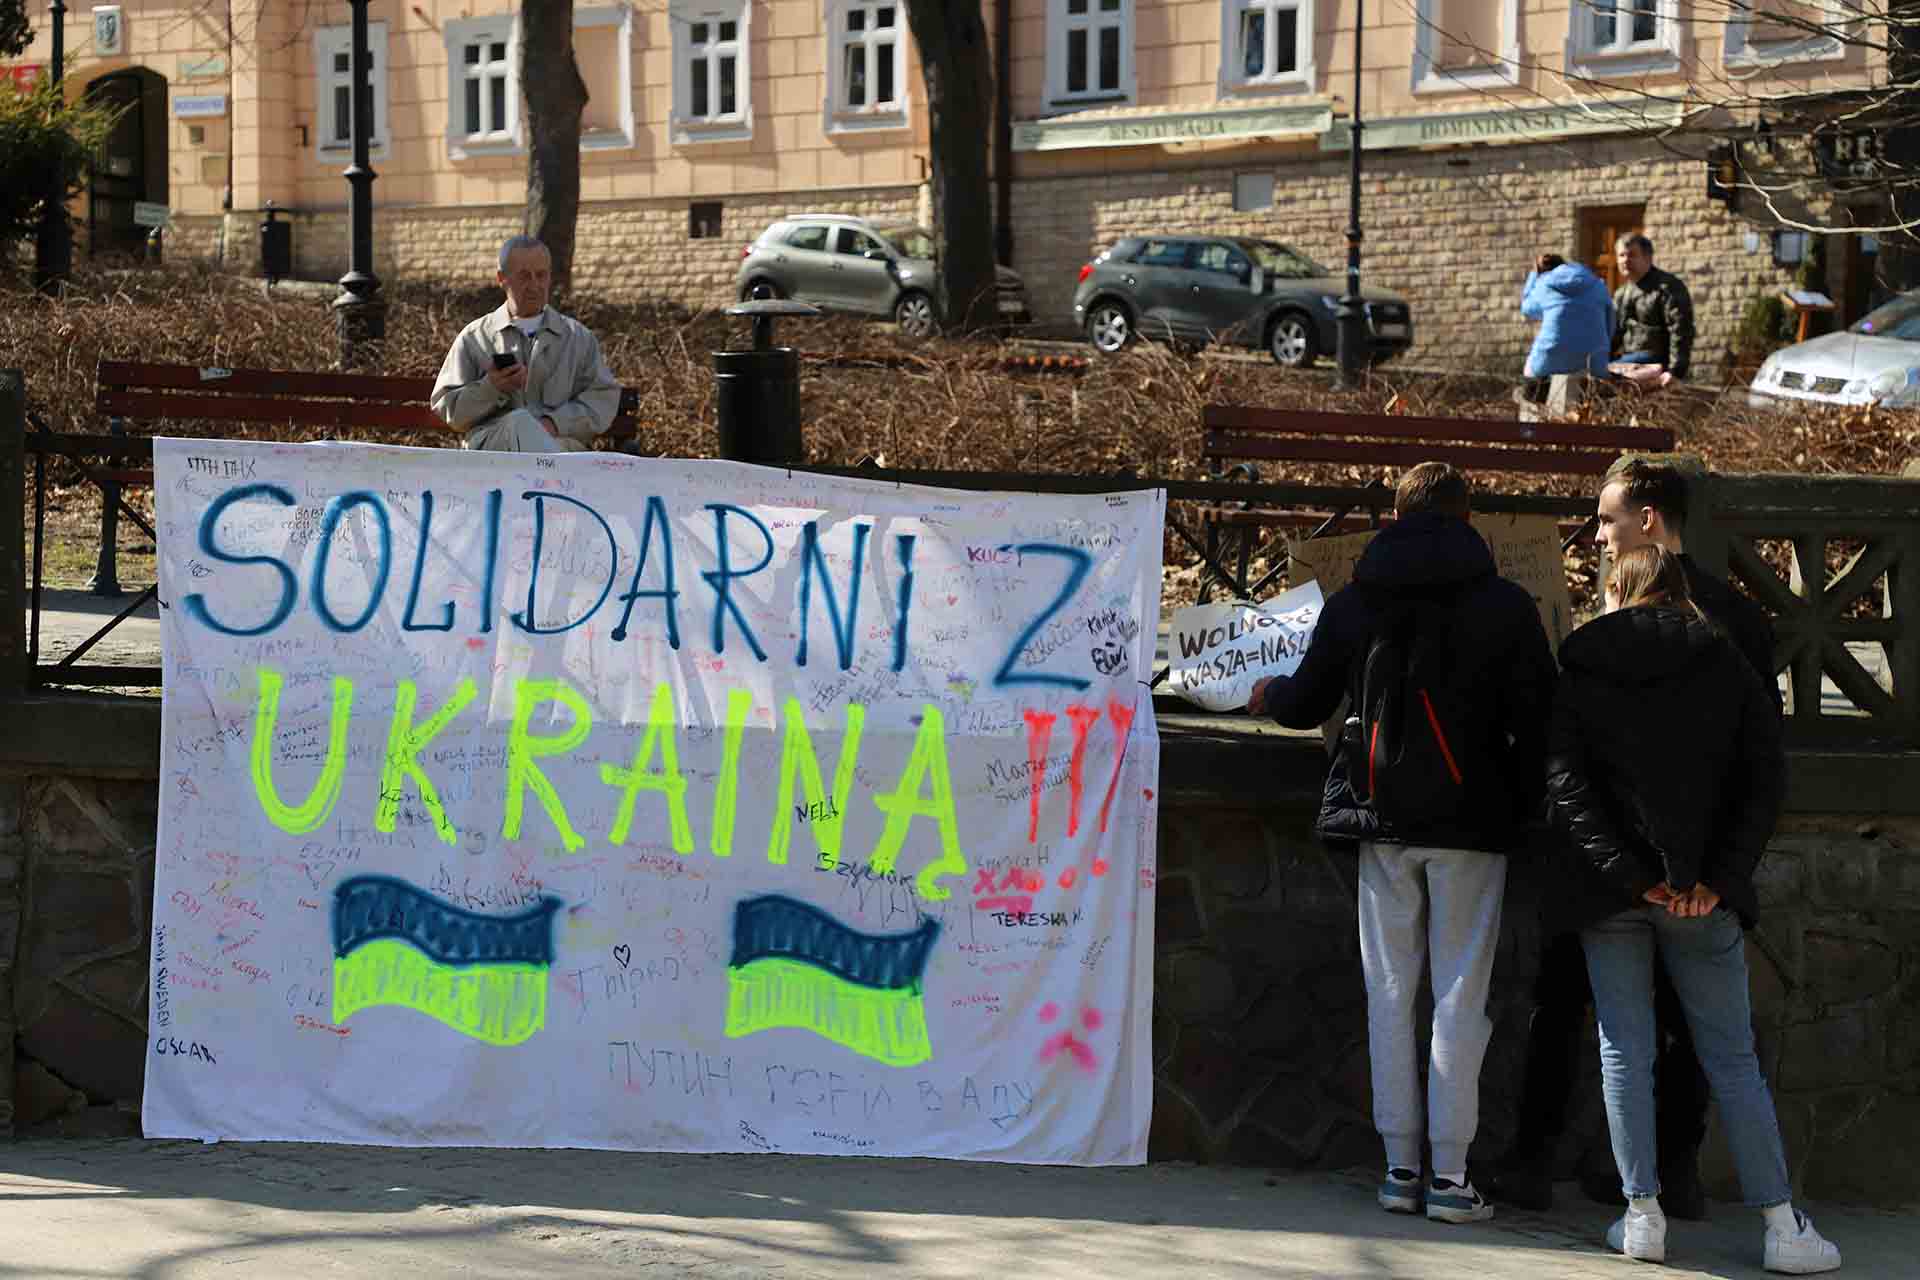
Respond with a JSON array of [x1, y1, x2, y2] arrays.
[[6, 0, 1897, 372]]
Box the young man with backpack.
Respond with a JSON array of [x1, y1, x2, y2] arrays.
[[1248, 462, 1556, 1224]]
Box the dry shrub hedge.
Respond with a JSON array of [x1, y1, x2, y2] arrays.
[[6, 262, 1918, 608]]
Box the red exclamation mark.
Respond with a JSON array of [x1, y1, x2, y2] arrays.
[[1022, 708, 1057, 844], [1096, 695, 1137, 834], [1063, 703, 1102, 837]]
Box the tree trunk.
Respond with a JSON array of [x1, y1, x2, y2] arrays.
[[520, 0, 587, 294], [904, 0, 997, 334]]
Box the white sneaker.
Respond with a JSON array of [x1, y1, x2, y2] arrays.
[[1425, 1175, 1494, 1223], [1606, 1207, 1668, 1263], [1765, 1211, 1842, 1274], [1378, 1167, 1421, 1214]]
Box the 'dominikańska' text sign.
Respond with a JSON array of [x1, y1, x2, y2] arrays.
[[147, 441, 1165, 1164]]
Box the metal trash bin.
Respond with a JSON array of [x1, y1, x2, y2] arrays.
[[260, 201, 291, 284]]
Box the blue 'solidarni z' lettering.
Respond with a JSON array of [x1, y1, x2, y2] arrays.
[[182, 486, 1107, 685]]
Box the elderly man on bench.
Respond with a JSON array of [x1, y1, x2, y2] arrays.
[[431, 235, 622, 453]]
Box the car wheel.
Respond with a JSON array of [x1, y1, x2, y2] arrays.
[[1268, 312, 1317, 369], [1087, 301, 1133, 354], [894, 291, 937, 339], [741, 278, 783, 302]]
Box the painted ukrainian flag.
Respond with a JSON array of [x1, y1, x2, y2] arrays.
[[724, 895, 941, 1067], [331, 875, 561, 1047]]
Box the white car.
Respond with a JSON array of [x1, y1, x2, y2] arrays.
[[1748, 291, 1920, 409]]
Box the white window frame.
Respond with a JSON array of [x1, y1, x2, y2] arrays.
[[445, 15, 520, 157], [444, 7, 634, 160], [672, 0, 752, 143], [1411, 0, 1519, 93], [1566, 0, 1682, 75], [825, 0, 910, 133], [1221, 0, 1316, 94], [315, 22, 390, 158], [1724, 0, 1849, 68], [575, 4, 637, 151], [1046, 0, 1135, 109]]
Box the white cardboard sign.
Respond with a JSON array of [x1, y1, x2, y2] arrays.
[[1166, 580, 1323, 712]]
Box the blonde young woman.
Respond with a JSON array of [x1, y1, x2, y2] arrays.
[[1544, 546, 1840, 1274]]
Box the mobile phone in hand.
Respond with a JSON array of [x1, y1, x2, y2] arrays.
[[492, 350, 519, 370]]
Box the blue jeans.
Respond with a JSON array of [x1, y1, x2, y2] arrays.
[[1614, 350, 1659, 365], [1582, 906, 1792, 1207]]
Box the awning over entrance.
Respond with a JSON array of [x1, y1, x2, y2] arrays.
[[1320, 100, 1691, 152], [1012, 102, 1334, 153]]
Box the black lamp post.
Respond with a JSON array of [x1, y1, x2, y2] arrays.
[[1336, 0, 1366, 388], [331, 0, 385, 366], [33, 0, 72, 294]]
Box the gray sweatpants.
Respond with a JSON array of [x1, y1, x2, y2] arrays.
[[1357, 840, 1506, 1175]]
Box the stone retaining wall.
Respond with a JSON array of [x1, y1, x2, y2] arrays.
[[3, 711, 1915, 1205], [190, 185, 922, 307], [152, 133, 1819, 377]]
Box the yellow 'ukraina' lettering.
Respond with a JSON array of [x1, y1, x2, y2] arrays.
[[709, 688, 753, 857], [765, 698, 866, 868], [501, 678, 590, 852], [250, 667, 354, 835], [375, 677, 476, 846], [600, 680, 693, 853], [869, 704, 969, 899]]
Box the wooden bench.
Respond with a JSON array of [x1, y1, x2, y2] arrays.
[[79, 360, 643, 592], [1196, 404, 1677, 599], [95, 360, 642, 481]]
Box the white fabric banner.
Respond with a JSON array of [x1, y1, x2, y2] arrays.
[[146, 441, 1164, 1165], [1166, 582, 1323, 712]]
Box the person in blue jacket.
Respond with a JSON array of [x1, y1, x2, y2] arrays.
[[1520, 254, 1614, 404]]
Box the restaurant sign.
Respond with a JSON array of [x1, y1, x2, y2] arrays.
[[1014, 103, 1334, 152]]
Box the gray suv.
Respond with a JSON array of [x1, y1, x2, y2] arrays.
[[1072, 235, 1413, 367], [736, 215, 1032, 337]]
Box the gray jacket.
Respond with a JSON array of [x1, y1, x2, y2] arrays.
[[430, 304, 620, 443]]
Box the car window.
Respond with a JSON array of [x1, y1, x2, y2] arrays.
[[784, 224, 830, 251], [1131, 239, 1194, 269], [880, 228, 936, 259], [1242, 240, 1329, 278], [1851, 292, 1920, 340], [836, 228, 886, 257], [1194, 242, 1251, 279]]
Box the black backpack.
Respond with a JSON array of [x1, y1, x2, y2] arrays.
[[1343, 595, 1483, 833]]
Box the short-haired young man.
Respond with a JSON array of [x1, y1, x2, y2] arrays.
[[1597, 459, 1776, 695], [1248, 462, 1556, 1225], [1496, 457, 1780, 1218], [431, 235, 622, 453]]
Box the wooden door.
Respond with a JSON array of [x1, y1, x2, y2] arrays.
[[1580, 204, 1646, 293]]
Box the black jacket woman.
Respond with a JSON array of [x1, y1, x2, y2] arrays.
[[1544, 545, 1840, 1274]]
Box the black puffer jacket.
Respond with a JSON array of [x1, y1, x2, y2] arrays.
[[1261, 513, 1556, 854], [1545, 606, 1784, 931]]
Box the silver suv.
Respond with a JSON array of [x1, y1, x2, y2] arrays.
[[736, 215, 1032, 337], [1072, 234, 1414, 367]]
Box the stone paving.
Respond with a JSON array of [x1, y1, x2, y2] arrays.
[[1, 1139, 1914, 1279]]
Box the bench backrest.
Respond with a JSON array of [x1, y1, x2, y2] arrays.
[[1202, 405, 1676, 477], [96, 360, 640, 438]]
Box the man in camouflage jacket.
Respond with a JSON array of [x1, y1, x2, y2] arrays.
[[1610, 234, 1695, 381]]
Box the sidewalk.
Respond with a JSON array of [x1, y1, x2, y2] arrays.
[[1, 1139, 1912, 1278]]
